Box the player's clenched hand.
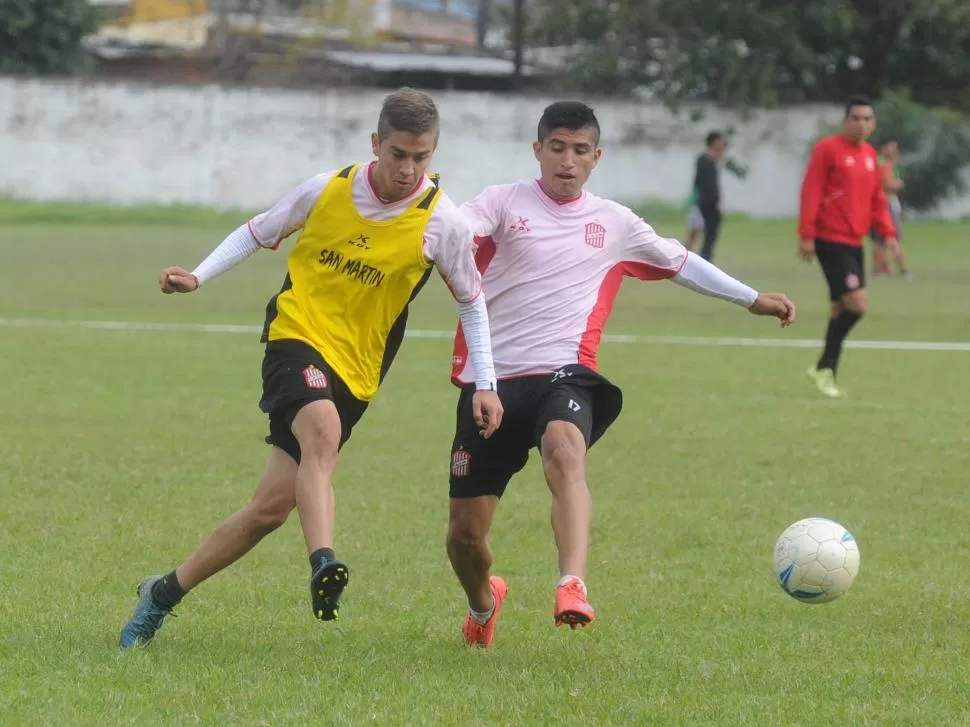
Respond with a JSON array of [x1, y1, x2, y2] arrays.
[[472, 390, 504, 439], [748, 293, 796, 327], [884, 237, 900, 256], [797, 239, 815, 261], [159, 266, 199, 294]]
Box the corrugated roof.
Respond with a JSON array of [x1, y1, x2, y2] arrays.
[[324, 50, 537, 77]]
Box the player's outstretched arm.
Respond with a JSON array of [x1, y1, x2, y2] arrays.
[[159, 174, 331, 295], [670, 251, 796, 327], [159, 265, 201, 293], [747, 292, 796, 327], [159, 224, 260, 294], [622, 210, 796, 327]]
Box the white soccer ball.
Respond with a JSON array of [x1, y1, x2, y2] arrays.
[[773, 517, 861, 603]]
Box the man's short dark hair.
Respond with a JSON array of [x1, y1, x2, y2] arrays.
[[705, 131, 724, 147], [377, 87, 440, 140], [845, 95, 875, 118], [537, 101, 600, 145]]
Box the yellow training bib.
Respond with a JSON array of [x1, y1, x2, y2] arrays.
[[261, 164, 439, 401]]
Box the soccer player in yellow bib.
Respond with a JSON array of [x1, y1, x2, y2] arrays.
[[119, 88, 503, 649]]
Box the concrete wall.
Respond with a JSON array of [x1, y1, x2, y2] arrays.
[[3, 77, 969, 218]]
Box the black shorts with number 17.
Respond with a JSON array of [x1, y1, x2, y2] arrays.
[[448, 364, 623, 499]]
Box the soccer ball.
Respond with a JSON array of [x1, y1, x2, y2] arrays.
[[773, 517, 861, 603]]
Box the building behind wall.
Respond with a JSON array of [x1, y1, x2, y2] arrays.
[[85, 0, 535, 91]]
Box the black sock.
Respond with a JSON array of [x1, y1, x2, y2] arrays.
[[818, 317, 839, 368], [310, 547, 336, 574], [817, 309, 862, 373], [150, 570, 187, 609]]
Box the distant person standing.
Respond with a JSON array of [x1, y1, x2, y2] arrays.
[[799, 95, 898, 399], [694, 131, 728, 261], [871, 138, 911, 278]]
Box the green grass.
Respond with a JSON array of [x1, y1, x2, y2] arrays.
[[1, 202, 969, 725]]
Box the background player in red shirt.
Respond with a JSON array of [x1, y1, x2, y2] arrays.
[[799, 95, 899, 398]]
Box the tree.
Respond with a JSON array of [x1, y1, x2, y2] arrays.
[[525, 0, 970, 111], [524, 0, 970, 211], [889, 0, 970, 111], [0, 0, 98, 75]]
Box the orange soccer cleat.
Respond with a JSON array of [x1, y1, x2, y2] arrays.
[[554, 577, 595, 629], [462, 576, 508, 649]]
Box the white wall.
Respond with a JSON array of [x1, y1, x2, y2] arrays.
[[2, 77, 969, 219]]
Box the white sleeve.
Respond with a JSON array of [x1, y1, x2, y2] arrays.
[[248, 172, 333, 249], [424, 194, 482, 303], [191, 223, 261, 287], [189, 171, 334, 287], [457, 295, 497, 391], [670, 251, 759, 307], [422, 194, 497, 390]]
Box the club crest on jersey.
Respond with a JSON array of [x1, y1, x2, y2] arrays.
[[865, 157, 875, 171], [303, 365, 328, 390], [451, 447, 471, 477], [584, 222, 607, 249]]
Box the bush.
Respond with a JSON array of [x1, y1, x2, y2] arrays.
[[0, 0, 98, 75]]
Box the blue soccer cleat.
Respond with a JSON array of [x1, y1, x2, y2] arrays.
[[119, 576, 174, 649]]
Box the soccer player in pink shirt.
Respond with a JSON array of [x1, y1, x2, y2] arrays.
[[447, 101, 796, 648]]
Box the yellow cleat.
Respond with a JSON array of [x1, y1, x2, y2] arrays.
[[807, 366, 845, 399]]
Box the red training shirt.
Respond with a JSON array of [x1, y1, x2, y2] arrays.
[[798, 134, 896, 247]]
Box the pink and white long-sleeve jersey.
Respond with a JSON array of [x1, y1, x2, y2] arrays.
[[451, 180, 758, 384]]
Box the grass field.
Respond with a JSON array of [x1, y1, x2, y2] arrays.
[[1, 200, 969, 726]]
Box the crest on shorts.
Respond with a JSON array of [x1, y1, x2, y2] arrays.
[[451, 447, 471, 477], [584, 222, 606, 249], [845, 273, 860, 291], [303, 365, 328, 390]]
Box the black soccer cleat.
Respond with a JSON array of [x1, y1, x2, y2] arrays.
[[310, 560, 350, 621]]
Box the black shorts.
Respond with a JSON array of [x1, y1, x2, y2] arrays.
[[815, 239, 865, 301], [258, 340, 368, 463], [448, 364, 623, 499]]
